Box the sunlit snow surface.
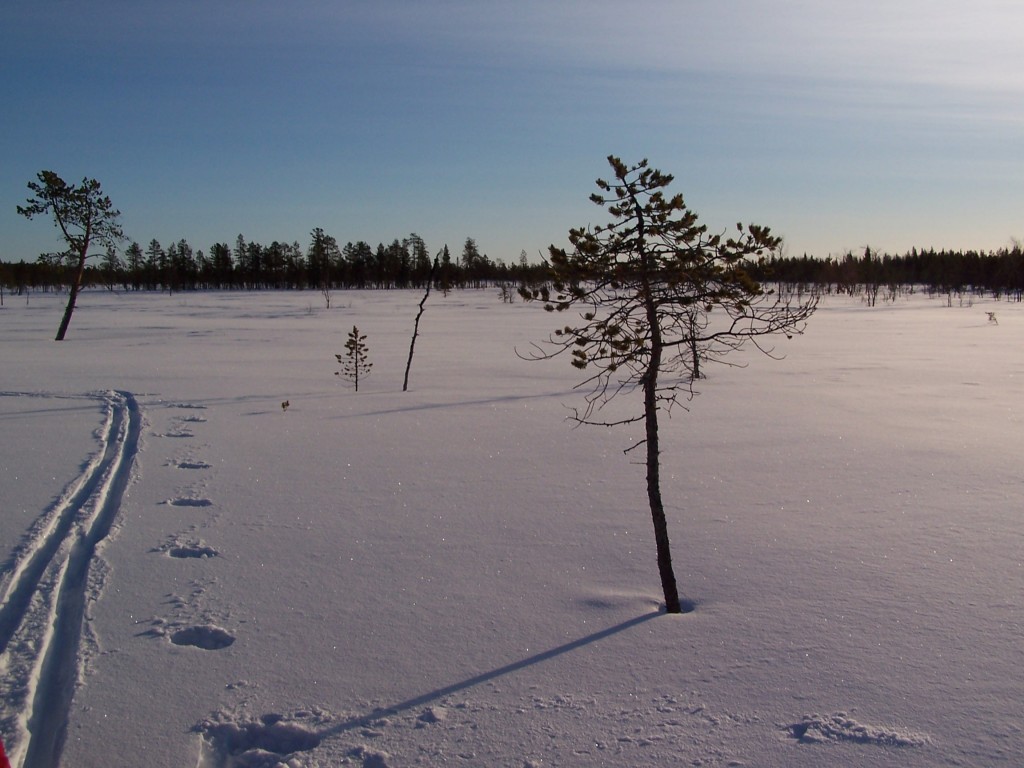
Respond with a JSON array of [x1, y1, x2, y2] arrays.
[[1, 289, 1021, 767]]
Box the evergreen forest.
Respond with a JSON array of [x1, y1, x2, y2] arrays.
[[2, 230, 1023, 302]]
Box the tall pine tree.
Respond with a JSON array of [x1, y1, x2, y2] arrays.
[[18, 171, 124, 339], [522, 156, 817, 613]]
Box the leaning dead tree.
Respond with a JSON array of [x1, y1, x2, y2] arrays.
[[403, 256, 440, 391]]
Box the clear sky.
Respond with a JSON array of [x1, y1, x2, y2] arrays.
[[2, 1, 1022, 265]]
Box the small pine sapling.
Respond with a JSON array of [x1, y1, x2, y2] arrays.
[[336, 325, 372, 391]]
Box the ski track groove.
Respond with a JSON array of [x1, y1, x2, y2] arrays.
[[0, 391, 141, 768]]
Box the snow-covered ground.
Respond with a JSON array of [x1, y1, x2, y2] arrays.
[[1, 288, 1021, 767]]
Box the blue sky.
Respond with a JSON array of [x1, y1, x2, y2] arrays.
[[2, 1, 1022, 265]]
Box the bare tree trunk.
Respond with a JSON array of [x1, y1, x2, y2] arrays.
[[403, 259, 438, 392]]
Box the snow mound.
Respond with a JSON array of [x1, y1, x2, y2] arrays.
[[786, 712, 930, 747], [348, 745, 391, 767], [417, 705, 448, 724]]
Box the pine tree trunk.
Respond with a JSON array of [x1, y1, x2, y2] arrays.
[[55, 284, 77, 341], [55, 250, 88, 341], [688, 309, 702, 380], [644, 361, 682, 614], [633, 192, 682, 613], [642, 287, 681, 613]]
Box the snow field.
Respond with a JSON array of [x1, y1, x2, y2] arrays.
[[0, 288, 1021, 766]]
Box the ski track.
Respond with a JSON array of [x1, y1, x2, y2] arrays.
[[0, 390, 141, 768]]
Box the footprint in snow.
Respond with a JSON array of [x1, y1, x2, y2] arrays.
[[158, 429, 194, 438], [151, 536, 219, 558], [174, 460, 211, 470], [195, 711, 325, 767], [170, 625, 235, 650], [166, 498, 213, 507], [167, 544, 219, 559]]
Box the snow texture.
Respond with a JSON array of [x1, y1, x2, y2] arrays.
[[1, 289, 1022, 767]]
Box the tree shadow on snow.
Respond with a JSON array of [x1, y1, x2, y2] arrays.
[[318, 610, 662, 739], [329, 389, 578, 421]]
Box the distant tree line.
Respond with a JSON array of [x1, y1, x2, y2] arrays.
[[3, 233, 1023, 303], [749, 245, 1024, 302], [0, 230, 550, 295]]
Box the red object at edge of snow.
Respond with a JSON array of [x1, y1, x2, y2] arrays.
[[0, 737, 10, 768]]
